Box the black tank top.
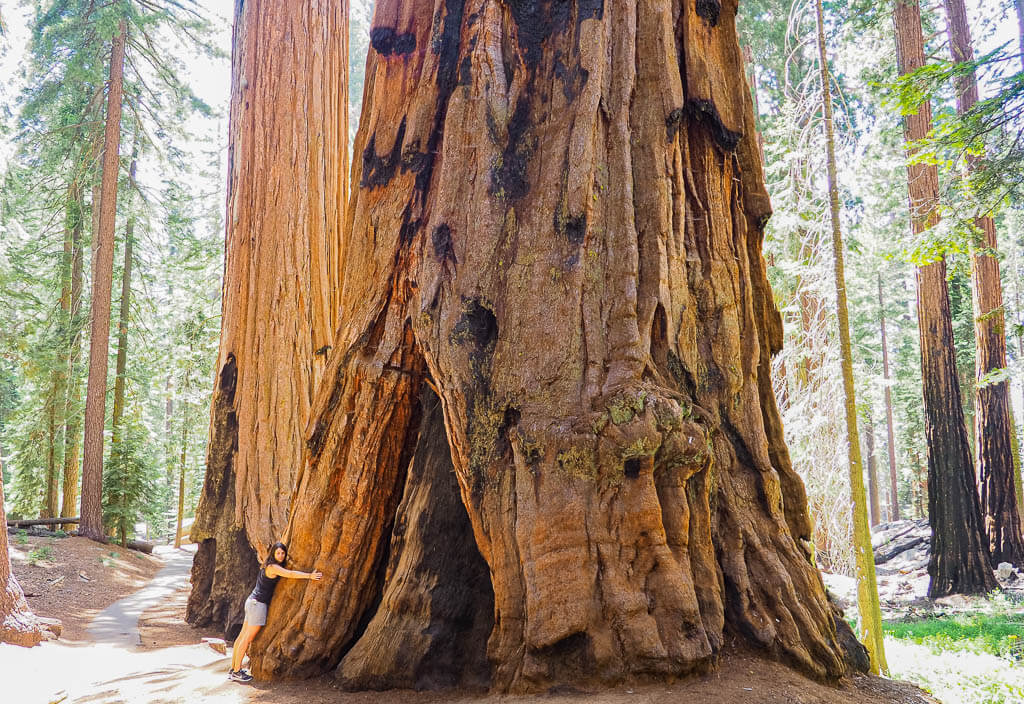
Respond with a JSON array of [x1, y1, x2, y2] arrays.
[[251, 566, 280, 604]]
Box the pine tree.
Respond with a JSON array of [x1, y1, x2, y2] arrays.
[[80, 16, 128, 541]]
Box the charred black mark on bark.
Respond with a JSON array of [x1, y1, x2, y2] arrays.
[[695, 0, 721, 26], [505, 0, 558, 69], [432, 223, 456, 264], [495, 406, 521, 457], [370, 27, 417, 56], [459, 55, 473, 85], [503, 0, 604, 72], [399, 203, 422, 247], [666, 107, 684, 141], [490, 98, 533, 200], [452, 299, 498, 359], [685, 99, 742, 152], [219, 354, 238, 402], [362, 118, 408, 188], [412, 0, 467, 202], [623, 458, 644, 479], [554, 53, 589, 102], [565, 214, 586, 246], [403, 141, 431, 174], [577, 0, 605, 26], [651, 304, 669, 373]]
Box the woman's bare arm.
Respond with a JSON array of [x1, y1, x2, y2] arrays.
[[265, 564, 323, 581]]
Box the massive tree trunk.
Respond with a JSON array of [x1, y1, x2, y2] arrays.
[[1, 457, 44, 647], [186, 0, 349, 637], [80, 18, 128, 541], [877, 274, 900, 522], [892, 0, 996, 596], [243, 0, 860, 690], [943, 0, 1024, 567]]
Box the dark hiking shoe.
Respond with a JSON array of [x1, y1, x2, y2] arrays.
[[229, 669, 253, 683]]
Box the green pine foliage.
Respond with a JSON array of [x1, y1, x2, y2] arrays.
[[0, 0, 226, 539]]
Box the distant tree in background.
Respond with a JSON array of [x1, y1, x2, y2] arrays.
[[892, 0, 996, 597]]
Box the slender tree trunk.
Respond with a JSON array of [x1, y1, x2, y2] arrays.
[[80, 19, 128, 541], [814, 0, 886, 673], [1, 455, 44, 647], [893, 0, 996, 596], [60, 183, 85, 531], [42, 393, 59, 518], [175, 370, 189, 550], [111, 140, 139, 448], [878, 274, 900, 521], [246, 0, 864, 689], [175, 413, 187, 550], [943, 0, 1024, 567], [864, 411, 881, 527], [186, 0, 349, 637]]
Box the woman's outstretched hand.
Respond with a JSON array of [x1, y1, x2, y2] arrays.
[[309, 570, 323, 581]]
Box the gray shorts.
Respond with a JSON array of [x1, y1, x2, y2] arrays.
[[244, 595, 268, 626]]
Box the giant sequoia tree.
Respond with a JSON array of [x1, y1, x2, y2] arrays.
[[186, 0, 349, 635], [191, 0, 866, 691], [1, 459, 44, 647]]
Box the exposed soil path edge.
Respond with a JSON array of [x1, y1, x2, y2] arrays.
[[86, 545, 195, 646]]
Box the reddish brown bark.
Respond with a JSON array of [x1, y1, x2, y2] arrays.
[[943, 0, 1024, 567], [111, 139, 139, 450], [60, 181, 85, 531], [877, 274, 900, 522], [80, 19, 128, 541], [893, 0, 996, 596], [239, 0, 859, 690], [1, 457, 44, 647], [186, 0, 349, 637]]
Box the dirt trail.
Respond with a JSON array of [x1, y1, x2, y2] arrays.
[[4, 544, 938, 704]]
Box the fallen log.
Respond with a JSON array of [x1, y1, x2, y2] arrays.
[[875, 535, 927, 565], [7, 517, 80, 528], [5, 526, 154, 554]]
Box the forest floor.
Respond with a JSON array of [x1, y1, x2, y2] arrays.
[[5, 533, 941, 704]]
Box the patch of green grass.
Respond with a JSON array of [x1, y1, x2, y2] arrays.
[[15, 529, 28, 546], [885, 612, 1024, 660], [27, 546, 53, 565]]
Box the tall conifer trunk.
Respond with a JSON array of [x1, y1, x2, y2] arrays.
[[814, 0, 886, 672], [877, 274, 900, 521], [219, 0, 866, 690], [942, 0, 1024, 567], [864, 411, 881, 527], [892, 0, 995, 596], [60, 181, 85, 531], [111, 139, 139, 449], [80, 18, 128, 541]]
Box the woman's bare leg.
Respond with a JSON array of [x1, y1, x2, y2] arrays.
[[232, 622, 262, 671]]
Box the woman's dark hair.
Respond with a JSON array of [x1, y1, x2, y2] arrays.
[[264, 541, 288, 568]]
